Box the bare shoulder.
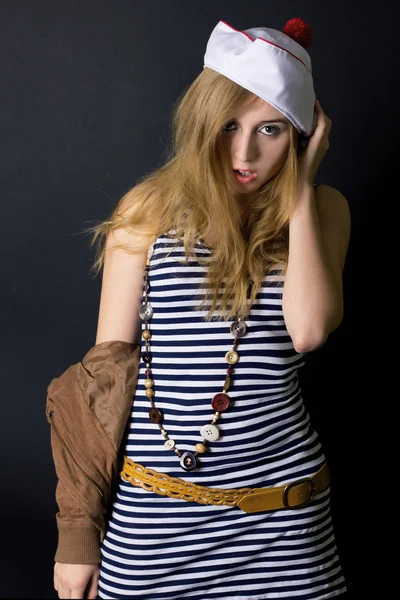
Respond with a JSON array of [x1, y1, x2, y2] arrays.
[[314, 183, 351, 272], [107, 181, 159, 253]]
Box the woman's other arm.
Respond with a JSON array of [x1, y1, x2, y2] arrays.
[[95, 227, 150, 345], [53, 226, 151, 600]]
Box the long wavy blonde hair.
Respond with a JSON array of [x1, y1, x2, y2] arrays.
[[83, 67, 301, 321]]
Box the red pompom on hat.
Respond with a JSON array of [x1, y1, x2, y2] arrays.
[[282, 17, 312, 48]]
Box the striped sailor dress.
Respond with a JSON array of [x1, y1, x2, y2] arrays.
[[98, 231, 348, 600]]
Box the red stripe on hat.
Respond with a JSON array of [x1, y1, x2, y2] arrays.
[[219, 20, 311, 73]]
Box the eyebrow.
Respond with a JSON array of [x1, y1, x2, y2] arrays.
[[232, 118, 289, 125], [259, 119, 289, 124]]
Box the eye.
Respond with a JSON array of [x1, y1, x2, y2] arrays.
[[223, 121, 281, 136], [259, 124, 281, 136], [223, 120, 236, 131]]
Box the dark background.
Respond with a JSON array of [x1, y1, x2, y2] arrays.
[[1, 0, 394, 598]]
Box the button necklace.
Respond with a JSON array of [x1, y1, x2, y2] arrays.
[[139, 248, 248, 471]]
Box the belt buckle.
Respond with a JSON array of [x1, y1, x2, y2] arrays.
[[282, 477, 316, 509]]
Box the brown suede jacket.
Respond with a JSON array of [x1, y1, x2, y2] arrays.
[[45, 340, 141, 565]]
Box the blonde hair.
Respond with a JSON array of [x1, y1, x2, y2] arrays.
[[83, 67, 300, 321]]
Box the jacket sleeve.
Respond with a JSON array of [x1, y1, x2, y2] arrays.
[[54, 478, 102, 564], [45, 340, 141, 564]]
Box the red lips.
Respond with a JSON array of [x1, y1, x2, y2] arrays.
[[233, 168, 257, 174]]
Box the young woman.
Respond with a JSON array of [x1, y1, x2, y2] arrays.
[[53, 18, 351, 600]]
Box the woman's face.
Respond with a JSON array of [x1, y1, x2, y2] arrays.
[[223, 97, 292, 197]]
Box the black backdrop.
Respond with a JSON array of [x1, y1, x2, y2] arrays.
[[1, 0, 395, 598]]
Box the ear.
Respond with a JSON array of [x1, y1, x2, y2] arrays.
[[297, 134, 308, 153]]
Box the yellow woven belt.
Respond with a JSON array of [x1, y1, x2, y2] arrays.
[[120, 456, 331, 513]]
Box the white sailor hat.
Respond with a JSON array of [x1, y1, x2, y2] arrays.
[[203, 17, 317, 137]]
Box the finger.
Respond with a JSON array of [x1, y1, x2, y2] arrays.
[[54, 563, 58, 591], [58, 586, 71, 599], [86, 573, 99, 600]]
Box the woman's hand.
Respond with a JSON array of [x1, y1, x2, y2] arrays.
[[54, 562, 100, 599], [297, 100, 332, 187]]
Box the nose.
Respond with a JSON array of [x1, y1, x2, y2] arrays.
[[233, 131, 258, 164]]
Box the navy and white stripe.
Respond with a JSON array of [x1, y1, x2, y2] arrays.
[[98, 232, 347, 599]]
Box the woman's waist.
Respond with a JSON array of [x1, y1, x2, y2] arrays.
[[122, 440, 325, 491], [123, 423, 323, 486]]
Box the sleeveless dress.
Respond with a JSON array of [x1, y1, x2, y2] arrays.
[[98, 232, 347, 600]]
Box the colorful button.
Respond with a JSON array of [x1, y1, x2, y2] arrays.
[[211, 393, 230, 411], [230, 320, 247, 337], [180, 451, 197, 471], [225, 350, 239, 364], [200, 423, 220, 441]]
